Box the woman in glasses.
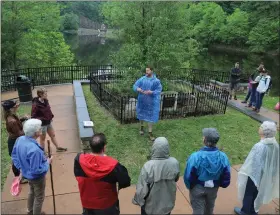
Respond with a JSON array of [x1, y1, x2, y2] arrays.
[[2, 100, 28, 183]]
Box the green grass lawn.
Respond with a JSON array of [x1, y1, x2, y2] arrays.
[[83, 85, 279, 184], [1, 104, 31, 190]]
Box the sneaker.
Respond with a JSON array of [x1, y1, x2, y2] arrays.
[[149, 132, 155, 142], [255, 109, 260, 113], [20, 178, 28, 184], [234, 207, 244, 215], [241, 100, 247, 104], [56, 147, 67, 152], [139, 126, 144, 136]]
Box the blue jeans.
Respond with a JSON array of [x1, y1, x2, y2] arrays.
[[245, 88, 252, 102], [255, 91, 265, 110], [249, 88, 257, 106]]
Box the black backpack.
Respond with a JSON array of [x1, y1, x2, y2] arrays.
[[264, 77, 272, 93]]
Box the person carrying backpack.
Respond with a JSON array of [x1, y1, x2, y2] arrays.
[[241, 63, 264, 104], [254, 69, 271, 113]]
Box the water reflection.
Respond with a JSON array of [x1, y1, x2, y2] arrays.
[[64, 33, 279, 96], [63, 33, 121, 66]]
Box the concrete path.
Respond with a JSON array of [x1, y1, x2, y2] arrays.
[[1, 85, 279, 214], [228, 99, 279, 128]]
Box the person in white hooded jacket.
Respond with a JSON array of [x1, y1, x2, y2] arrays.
[[254, 69, 271, 113]]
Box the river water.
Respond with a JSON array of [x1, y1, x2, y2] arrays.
[[64, 34, 279, 96]]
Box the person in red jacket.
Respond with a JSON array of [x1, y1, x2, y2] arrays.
[[31, 88, 67, 152], [74, 133, 131, 215]]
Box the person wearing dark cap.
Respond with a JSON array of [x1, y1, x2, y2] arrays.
[[2, 100, 29, 182], [184, 128, 231, 214]]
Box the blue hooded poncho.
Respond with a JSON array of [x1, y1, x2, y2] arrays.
[[133, 75, 162, 123], [183, 147, 231, 189]]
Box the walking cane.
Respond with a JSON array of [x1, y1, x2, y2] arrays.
[[47, 140, 56, 215]]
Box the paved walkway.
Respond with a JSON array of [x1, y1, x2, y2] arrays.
[[228, 99, 279, 128], [1, 85, 279, 214]]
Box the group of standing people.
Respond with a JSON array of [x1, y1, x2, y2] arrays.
[[241, 63, 272, 113], [74, 121, 278, 215], [2, 66, 278, 215], [229, 62, 272, 113], [2, 87, 67, 215]]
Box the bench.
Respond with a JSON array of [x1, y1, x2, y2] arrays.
[[73, 80, 94, 151]]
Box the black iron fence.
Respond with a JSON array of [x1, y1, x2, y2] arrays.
[[1, 65, 117, 92], [2, 65, 250, 93], [90, 70, 230, 124]]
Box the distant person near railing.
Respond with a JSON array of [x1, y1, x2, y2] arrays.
[[229, 62, 241, 100], [242, 62, 264, 105], [253, 68, 272, 113]]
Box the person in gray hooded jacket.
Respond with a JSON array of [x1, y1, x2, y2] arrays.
[[132, 137, 180, 215]]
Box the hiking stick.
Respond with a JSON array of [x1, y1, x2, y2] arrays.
[[47, 140, 56, 215]]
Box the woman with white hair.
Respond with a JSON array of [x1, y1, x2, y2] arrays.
[[234, 121, 279, 215], [12, 119, 53, 215]]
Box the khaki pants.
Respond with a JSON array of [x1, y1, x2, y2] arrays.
[[27, 176, 46, 215]]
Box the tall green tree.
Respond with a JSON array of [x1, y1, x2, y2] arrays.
[[1, 2, 26, 69], [192, 3, 226, 45], [247, 19, 279, 53], [1, 2, 74, 69], [219, 8, 250, 45], [102, 2, 200, 73]]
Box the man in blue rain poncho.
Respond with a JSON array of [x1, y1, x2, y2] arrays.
[[133, 66, 162, 141]]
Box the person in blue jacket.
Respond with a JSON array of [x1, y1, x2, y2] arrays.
[[133, 66, 162, 141], [184, 128, 231, 215], [12, 119, 53, 215]]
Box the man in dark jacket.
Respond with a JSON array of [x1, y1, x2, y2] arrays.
[[229, 62, 241, 100], [74, 133, 131, 215], [184, 128, 231, 214]]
